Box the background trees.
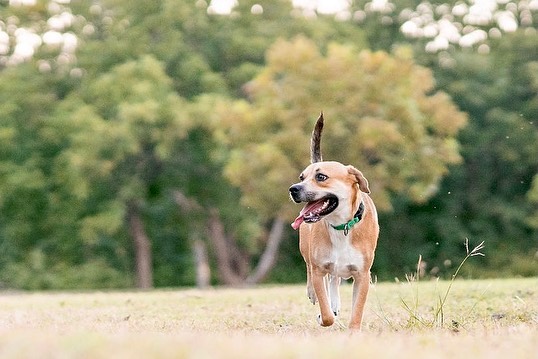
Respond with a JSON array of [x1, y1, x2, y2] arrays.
[[0, 0, 536, 289], [420, 31, 538, 277], [215, 36, 466, 214]]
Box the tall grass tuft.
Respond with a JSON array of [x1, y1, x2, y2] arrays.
[[399, 238, 485, 329]]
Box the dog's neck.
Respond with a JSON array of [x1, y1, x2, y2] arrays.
[[330, 202, 364, 236], [327, 193, 365, 236]]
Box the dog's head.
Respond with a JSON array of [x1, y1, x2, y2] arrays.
[[289, 161, 370, 230]]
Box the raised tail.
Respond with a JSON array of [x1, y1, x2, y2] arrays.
[[310, 112, 324, 163]]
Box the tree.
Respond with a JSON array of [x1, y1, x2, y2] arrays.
[[3, 0, 535, 288], [0, 0, 372, 288], [214, 37, 466, 214], [54, 55, 190, 288], [175, 96, 288, 286], [429, 31, 538, 276], [0, 64, 61, 288], [378, 30, 538, 278], [206, 37, 466, 283], [69, 0, 371, 286], [0, 61, 135, 289]]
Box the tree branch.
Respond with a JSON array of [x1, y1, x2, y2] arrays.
[[246, 218, 285, 285]]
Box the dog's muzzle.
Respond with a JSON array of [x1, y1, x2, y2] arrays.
[[289, 184, 339, 230]]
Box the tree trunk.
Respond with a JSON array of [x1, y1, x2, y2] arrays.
[[127, 201, 153, 289], [207, 208, 247, 286], [193, 238, 210, 288], [246, 218, 285, 285], [208, 208, 286, 286], [173, 190, 286, 287], [173, 190, 212, 288]]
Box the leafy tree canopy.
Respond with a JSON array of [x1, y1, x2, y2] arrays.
[[213, 36, 467, 219]]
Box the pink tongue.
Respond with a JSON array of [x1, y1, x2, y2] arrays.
[[291, 200, 323, 230], [291, 214, 304, 230]]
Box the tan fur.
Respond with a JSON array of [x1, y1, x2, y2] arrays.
[[291, 161, 379, 330]]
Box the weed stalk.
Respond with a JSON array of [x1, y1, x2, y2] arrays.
[[399, 238, 485, 329]]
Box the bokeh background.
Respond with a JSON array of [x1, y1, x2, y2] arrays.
[[0, 0, 537, 289]]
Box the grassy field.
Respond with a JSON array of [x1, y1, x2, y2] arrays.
[[0, 278, 536, 358]]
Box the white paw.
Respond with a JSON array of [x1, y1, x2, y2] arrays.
[[316, 313, 335, 327]]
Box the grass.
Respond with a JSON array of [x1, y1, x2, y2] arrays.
[[0, 277, 536, 358], [398, 239, 486, 329]]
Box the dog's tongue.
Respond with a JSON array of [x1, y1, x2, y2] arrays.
[[291, 213, 305, 230], [291, 200, 323, 230]]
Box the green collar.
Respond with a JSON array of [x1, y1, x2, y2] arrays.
[[331, 202, 364, 236]]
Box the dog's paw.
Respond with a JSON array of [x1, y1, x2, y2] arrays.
[[316, 314, 335, 327]]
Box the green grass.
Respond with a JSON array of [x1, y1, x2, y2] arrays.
[[0, 278, 537, 358]]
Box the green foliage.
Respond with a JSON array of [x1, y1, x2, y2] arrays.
[[375, 30, 538, 280], [1, 250, 131, 290], [215, 37, 466, 219], [1, 0, 537, 289]]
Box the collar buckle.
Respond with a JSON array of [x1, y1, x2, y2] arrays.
[[343, 223, 350, 236]]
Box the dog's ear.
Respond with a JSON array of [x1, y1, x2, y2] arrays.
[[347, 166, 370, 194]]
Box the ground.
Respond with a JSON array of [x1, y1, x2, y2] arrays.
[[0, 278, 536, 358]]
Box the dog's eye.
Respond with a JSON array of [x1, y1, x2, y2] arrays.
[[315, 173, 328, 182], [299, 174, 305, 181]]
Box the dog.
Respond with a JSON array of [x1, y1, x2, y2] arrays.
[[288, 113, 379, 330]]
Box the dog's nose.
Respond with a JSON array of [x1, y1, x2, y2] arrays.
[[289, 184, 303, 203], [289, 184, 301, 195]]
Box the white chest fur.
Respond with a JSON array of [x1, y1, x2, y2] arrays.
[[322, 229, 364, 279]]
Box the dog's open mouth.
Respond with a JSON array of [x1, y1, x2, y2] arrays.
[[291, 195, 338, 230]]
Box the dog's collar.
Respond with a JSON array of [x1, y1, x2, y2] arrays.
[[331, 201, 364, 236]]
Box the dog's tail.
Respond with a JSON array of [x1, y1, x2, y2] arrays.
[[310, 112, 324, 163]]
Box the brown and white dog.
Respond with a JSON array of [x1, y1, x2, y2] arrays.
[[289, 113, 379, 330]]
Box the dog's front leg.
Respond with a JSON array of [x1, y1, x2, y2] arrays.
[[349, 271, 371, 330], [312, 266, 335, 327]]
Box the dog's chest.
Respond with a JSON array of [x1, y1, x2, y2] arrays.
[[322, 231, 364, 279]]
